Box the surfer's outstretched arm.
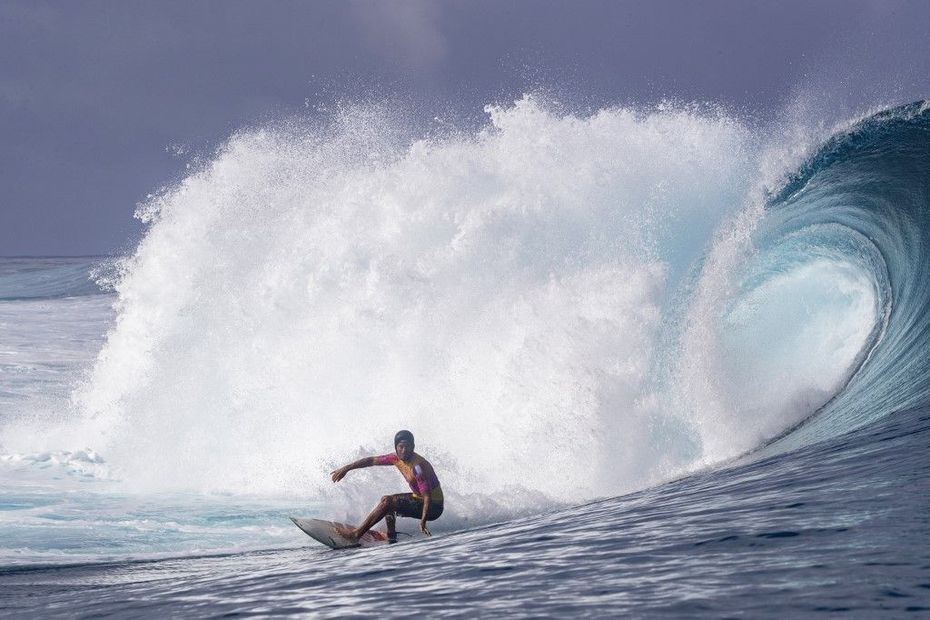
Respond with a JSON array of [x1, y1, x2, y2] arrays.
[[331, 456, 389, 482]]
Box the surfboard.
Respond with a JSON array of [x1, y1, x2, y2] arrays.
[[290, 517, 389, 549]]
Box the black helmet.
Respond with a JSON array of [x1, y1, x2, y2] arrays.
[[394, 429, 414, 446]]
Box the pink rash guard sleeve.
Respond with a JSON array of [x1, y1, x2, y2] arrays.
[[374, 453, 399, 466]]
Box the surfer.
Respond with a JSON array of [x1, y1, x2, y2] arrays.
[[330, 430, 444, 542]]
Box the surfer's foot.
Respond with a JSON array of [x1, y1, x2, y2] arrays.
[[335, 525, 359, 541]]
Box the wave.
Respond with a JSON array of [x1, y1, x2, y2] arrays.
[[18, 98, 929, 524], [0, 449, 108, 479], [756, 101, 930, 450], [0, 257, 112, 301]]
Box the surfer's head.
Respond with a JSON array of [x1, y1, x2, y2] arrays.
[[394, 430, 414, 461]]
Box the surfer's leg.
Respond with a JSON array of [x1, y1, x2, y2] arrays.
[[349, 494, 396, 540], [385, 513, 397, 543]]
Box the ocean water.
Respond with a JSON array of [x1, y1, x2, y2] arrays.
[[1, 99, 930, 616]]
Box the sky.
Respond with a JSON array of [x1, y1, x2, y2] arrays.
[[1, 0, 929, 256]]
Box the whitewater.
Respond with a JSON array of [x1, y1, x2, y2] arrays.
[[1, 97, 929, 616]]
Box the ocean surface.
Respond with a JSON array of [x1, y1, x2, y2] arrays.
[[2, 99, 930, 616]]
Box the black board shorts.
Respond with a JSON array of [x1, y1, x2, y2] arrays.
[[391, 493, 444, 521]]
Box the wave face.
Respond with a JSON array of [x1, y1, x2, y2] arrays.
[[40, 99, 928, 523]]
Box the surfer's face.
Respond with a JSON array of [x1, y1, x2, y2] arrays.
[[395, 440, 414, 461]]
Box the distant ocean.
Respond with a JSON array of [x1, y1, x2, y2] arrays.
[[2, 99, 929, 615]]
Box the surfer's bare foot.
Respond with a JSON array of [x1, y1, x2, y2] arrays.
[[335, 525, 358, 540]]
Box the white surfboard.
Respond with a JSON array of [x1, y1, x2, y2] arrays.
[[290, 517, 389, 549]]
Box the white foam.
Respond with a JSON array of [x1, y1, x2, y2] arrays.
[[18, 96, 876, 522]]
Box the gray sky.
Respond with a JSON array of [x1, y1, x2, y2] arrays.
[[2, 0, 928, 256]]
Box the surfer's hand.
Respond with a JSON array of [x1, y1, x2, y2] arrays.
[[420, 519, 431, 536], [331, 467, 348, 483]]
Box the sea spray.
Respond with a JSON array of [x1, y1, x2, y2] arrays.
[[57, 96, 883, 523]]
